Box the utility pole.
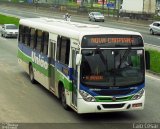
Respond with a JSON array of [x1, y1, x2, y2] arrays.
[[90, 0, 93, 8], [34, 0, 39, 12], [81, 0, 84, 6], [102, 0, 105, 14], [117, 0, 120, 20]]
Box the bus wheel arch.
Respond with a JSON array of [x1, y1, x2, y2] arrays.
[[29, 63, 36, 84], [58, 81, 69, 110]]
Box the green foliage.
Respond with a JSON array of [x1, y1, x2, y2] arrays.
[[153, 15, 160, 21], [11, 0, 19, 2], [67, 2, 79, 7], [0, 14, 19, 25], [148, 49, 160, 74]]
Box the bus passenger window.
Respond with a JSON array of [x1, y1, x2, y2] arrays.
[[58, 36, 70, 65], [56, 36, 61, 61], [35, 30, 43, 53], [60, 37, 67, 64], [29, 28, 36, 49], [42, 32, 49, 55], [19, 25, 24, 43], [65, 38, 70, 65], [24, 27, 30, 46]]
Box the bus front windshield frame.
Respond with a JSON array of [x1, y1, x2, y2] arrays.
[[80, 49, 145, 87]]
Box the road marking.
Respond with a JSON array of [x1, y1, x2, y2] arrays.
[[157, 37, 160, 40], [146, 74, 160, 81], [120, 27, 137, 31]]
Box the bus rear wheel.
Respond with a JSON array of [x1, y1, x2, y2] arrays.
[[29, 64, 36, 84], [61, 86, 69, 110]]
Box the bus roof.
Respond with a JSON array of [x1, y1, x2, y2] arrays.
[[20, 18, 142, 40]]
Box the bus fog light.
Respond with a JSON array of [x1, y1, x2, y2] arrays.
[[132, 103, 142, 108], [79, 90, 96, 102], [132, 89, 144, 100]]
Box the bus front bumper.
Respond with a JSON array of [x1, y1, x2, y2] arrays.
[[77, 94, 145, 114]]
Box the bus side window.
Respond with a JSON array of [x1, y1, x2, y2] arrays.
[[22, 26, 26, 44], [56, 35, 61, 61], [35, 30, 43, 53], [65, 38, 70, 65], [60, 37, 67, 64], [42, 32, 49, 55], [59, 36, 70, 65], [29, 28, 36, 49], [19, 25, 24, 43], [24, 27, 30, 46]]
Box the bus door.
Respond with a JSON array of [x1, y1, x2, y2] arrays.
[[71, 48, 78, 107], [49, 40, 56, 92]]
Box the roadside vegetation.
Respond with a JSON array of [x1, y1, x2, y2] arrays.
[[147, 49, 160, 74], [153, 15, 160, 21], [0, 14, 19, 25]]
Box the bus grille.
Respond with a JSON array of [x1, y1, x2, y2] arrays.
[[94, 89, 134, 96], [102, 104, 125, 109]]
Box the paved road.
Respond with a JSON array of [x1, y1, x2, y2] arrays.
[[0, 35, 160, 129], [0, 4, 160, 47]]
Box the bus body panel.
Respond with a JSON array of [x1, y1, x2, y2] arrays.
[[18, 18, 146, 114]]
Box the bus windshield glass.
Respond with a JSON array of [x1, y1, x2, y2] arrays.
[[80, 49, 144, 87], [81, 35, 143, 47]]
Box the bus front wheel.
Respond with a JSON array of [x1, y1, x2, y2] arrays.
[[29, 64, 36, 84], [61, 86, 69, 110]]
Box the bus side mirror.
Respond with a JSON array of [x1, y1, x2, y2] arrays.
[[145, 51, 150, 70], [76, 54, 82, 66]]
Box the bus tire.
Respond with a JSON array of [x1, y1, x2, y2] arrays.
[[60, 85, 69, 110], [29, 64, 36, 84]]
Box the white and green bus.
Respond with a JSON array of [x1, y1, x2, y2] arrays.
[[18, 18, 150, 113]]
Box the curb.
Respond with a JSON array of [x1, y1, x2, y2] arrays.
[[146, 70, 160, 77]]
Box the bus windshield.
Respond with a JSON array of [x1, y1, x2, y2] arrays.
[[80, 49, 144, 87]]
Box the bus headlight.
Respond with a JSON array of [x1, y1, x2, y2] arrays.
[[132, 89, 144, 100], [79, 90, 96, 102]]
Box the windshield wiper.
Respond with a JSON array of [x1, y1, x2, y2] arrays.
[[118, 48, 131, 69]]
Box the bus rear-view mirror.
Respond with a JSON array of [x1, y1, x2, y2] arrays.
[[76, 54, 82, 66]]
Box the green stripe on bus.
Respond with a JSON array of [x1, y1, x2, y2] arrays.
[[18, 49, 32, 63], [18, 49, 49, 76], [55, 69, 72, 91], [95, 95, 133, 102]]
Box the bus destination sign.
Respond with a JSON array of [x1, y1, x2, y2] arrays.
[[90, 37, 134, 44], [82, 35, 143, 47]]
